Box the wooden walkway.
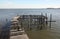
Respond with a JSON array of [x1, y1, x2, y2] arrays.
[[10, 34, 29, 39], [10, 30, 29, 39]]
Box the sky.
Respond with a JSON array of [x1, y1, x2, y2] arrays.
[[0, 0, 60, 8]]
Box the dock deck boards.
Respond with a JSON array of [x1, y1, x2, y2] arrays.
[[10, 34, 29, 39]]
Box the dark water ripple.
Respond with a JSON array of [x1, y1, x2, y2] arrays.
[[0, 21, 11, 39]]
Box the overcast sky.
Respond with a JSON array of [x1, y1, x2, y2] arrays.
[[0, 0, 60, 8]]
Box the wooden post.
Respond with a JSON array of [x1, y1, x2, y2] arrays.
[[47, 14, 56, 29], [6, 18, 8, 22], [29, 15, 32, 30], [22, 15, 24, 29], [45, 13, 48, 25], [45, 13, 48, 29], [49, 14, 52, 28], [40, 13, 43, 30], [29, 15, 30, 30]]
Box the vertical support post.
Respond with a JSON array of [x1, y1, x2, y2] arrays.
[[37, 16, 39, 30], [6, 18, 8, 22], [46, 14, 56, 29], [20, 16, 22, 29], [45, 13, 48, 29], [38, 16, 40, 30], [45, 13, 48, 25], [21, 21, 22, 28], [29, 15, 30, 30], [40, 13, 43, 30], [17, 23, 20, 31], [49, 14, 52, 28], [29, 15, 32, 30], [22, 15, 24, 29]]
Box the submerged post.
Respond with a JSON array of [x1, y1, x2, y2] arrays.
[[49, 14, 52, 28], [40, 13, 43, 30], [45, 13, 48, 25], [47, 14, 56, 29]]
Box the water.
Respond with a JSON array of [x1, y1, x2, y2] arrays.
[[0, 9, 60, 39]]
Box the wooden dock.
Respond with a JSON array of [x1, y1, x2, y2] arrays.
[[10, 34, 29, 39], [10, 30, 29, 39]]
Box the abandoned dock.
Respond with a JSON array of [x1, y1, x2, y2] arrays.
[[10, 14, 48, 39], [0, 13, 56, 39]]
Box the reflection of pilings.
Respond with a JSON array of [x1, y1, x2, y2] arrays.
[[0, 22, 10, 39], [0, 30, 10, 39]]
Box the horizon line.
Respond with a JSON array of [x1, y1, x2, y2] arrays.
[[0, 7, 60, 9]]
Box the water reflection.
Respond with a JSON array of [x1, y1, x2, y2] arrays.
[[0, 21, 11, 39]]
